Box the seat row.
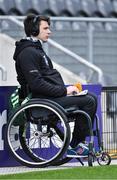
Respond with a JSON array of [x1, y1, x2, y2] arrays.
[[0, 19, 117, 33], [0, 0, 117, 17]]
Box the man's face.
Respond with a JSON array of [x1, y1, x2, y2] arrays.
[[37, 20, 51, 42]]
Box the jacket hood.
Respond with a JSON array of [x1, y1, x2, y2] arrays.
[[13, 39, 42, 61]]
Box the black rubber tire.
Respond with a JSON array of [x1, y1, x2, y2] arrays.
[[6, 99, 71, 168], [97, 152, 111, 166]]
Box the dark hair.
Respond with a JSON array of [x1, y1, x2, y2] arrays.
[[24, 14, 50, 37]]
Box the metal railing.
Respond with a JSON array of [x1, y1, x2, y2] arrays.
[[101, 86, 117, 157]]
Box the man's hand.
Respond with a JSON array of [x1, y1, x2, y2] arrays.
[[66, 86, 80, 95]]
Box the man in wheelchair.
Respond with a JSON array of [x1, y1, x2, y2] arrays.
[[13, 14, 97, 158]]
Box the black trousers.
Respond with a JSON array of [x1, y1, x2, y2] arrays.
[[51, 92, 97, 148]]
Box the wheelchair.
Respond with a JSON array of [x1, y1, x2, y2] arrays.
[[6, 88, 111, 168]]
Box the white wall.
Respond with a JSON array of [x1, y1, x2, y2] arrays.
[[0, 33, 18, 86]]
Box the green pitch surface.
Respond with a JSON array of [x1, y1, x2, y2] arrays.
[[0, 165, 117, 179]]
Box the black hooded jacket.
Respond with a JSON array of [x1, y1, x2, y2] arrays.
[[13, 39, 67, 98]]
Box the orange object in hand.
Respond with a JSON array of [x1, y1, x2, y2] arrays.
[[74, 82, 82, 92]]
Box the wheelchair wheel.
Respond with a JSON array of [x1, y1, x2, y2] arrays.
[[6, 99, 71, 168], [97, 152, 111, 166]]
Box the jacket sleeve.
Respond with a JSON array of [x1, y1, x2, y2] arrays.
[[18, 49, 67, 97]]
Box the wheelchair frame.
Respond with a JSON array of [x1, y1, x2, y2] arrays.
[[6, 97, 111, 168]]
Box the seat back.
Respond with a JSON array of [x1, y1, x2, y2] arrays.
[[13, 0, 32, 15], [80, 0, 98, 17], [96, 0, 113, 17]]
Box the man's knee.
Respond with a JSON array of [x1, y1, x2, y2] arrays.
[[88, 93, 97, 109]]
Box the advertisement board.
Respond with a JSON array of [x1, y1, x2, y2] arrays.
[[0, 85, 102, 167]]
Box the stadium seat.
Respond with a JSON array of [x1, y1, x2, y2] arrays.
[[69, 0, 81, 16], [29, 0, 42, 14], [0, 0, 6, 14], [96, 0, 113, 17], [105, 22, 117, 31], [54, 21, 72, 30], [64, 0, 77, 16], [48, 0, 73, 17], [111, 0, 117, 17], [31, 0, 54, 16], [92, 22, 105, 31], [0, 0, 13, 15], [0, 19, 24, 39], [72, 21, 88, 31], [48, 0, 62, 16], [13, 0, 33, 15], [79, 0, 98, 17], [0, 20, 10, 30]]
